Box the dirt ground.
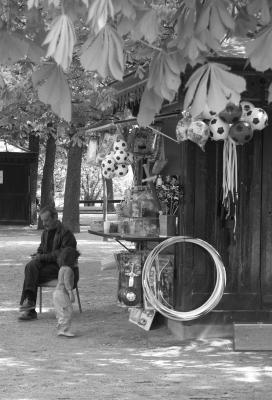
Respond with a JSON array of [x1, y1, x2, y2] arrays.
[[1, 222, 272, 400]]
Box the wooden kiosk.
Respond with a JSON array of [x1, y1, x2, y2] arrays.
[[113, 57, 272, 340], [0, 140, 37, 225]]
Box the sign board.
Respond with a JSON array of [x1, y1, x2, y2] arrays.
[[0, 170, 3, 184]]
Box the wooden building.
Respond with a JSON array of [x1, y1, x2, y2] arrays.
[[0, 140, 37, 225], [113, 57, 272, 335]]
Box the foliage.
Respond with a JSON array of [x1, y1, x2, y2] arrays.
[[0, 1, 271, 127]]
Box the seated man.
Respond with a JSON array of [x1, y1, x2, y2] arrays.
[[18, 205, 78, 321]]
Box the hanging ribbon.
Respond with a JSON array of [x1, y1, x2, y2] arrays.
[[222, 136, 238, 234]]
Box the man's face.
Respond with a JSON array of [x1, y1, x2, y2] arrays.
[[40, 211, 58, 230]]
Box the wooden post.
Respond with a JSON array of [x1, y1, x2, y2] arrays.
[[102, 176, 108, 241]]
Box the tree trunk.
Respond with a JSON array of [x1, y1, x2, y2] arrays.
[[37, 134, 56, 229], [29, 133, 40, 225], [62, 140, 83, 233], [105, 178, 115, 212]]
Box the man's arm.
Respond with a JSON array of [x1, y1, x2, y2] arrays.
[[37, 230, 77, 264]]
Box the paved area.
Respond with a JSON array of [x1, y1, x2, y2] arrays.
[[0, 223, 272, 399]]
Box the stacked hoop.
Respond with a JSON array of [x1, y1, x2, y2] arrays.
[[142, 236, 226, 321]]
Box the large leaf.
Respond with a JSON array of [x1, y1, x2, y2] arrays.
[[184, 62, 246, 116], [0, 31, 29, 65], [246, 25, 272, 71], [132, 9, 160, 44], [113, 0, 138, 20], [80, 25, 124, 80], [43, 14, 76, 71], [34, 63, 71, 121], [147, 51, 182, 101], [137, 87, 163, 127], [87, 0, 115, 34], [196, 0, 235, 41]]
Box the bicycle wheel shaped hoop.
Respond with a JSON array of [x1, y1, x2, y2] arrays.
[[142, 236, 226, 321]]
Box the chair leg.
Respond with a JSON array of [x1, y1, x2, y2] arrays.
[[39, 286, 42, 313], [75, 285, 82, 313]]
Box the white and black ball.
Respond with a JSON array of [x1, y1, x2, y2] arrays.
[[240, 101, 255, 120], [101, 155, 115, 171], [209, 117, 230, 141], [113, 149, 128, 164], [113, 139, 128, 151], [114, 163, 129, 177], [245, 107, 268, 131]]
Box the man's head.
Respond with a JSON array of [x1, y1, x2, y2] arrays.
[[39, 206, 58, 230]]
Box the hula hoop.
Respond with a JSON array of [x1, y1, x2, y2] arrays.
[[142, 236, 226, 321]]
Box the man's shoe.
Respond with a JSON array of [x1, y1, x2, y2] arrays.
[[18, 310, 37, 321], [19, 299, 36, 312]]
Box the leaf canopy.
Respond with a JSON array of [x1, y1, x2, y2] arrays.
[[0, 0, 271, 126]]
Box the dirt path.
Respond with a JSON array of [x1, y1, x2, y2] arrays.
[[0, 226, 272, 400]]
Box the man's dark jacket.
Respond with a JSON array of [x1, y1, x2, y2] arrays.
[[36, 221, 77, 265]]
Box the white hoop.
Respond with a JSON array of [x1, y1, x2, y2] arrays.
[[142, 236, 226, 321]]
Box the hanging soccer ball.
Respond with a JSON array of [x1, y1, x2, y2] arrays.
[[113, 149, 128, 164], [114, 163, 129, 177], [187, 120, 210, 150], [240, 101, 255, 120], [101, 167, 115, 179], [229, 121, 254, 145], [125, 151, 134, 165], [113, 139, 128, 151], [101, 155, 115, 171], [209, 117, 230, 141], [219, 102, 242, 124], [244, 107, 268, 131]]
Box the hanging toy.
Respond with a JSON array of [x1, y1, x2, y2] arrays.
[[240, 101, 255, 120], [113, 149, 128, 164], [101, 167, 115, 179], [209, 117, 230, 141], [114, 163, 129, 177], [219, 102, 242, 124], [101, 154, 115, 179], [244, 107, 268, 131], [113, 138, 128, 151], [229, 121, 254, 145], [175, 110, 192, 142], [187, 120, 210, 150]]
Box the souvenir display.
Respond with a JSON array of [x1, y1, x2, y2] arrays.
[[100, 137, 131, 179], [176, 100, 268, 234]]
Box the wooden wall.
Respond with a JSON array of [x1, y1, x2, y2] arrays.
[[160, 114, 271, 314]]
